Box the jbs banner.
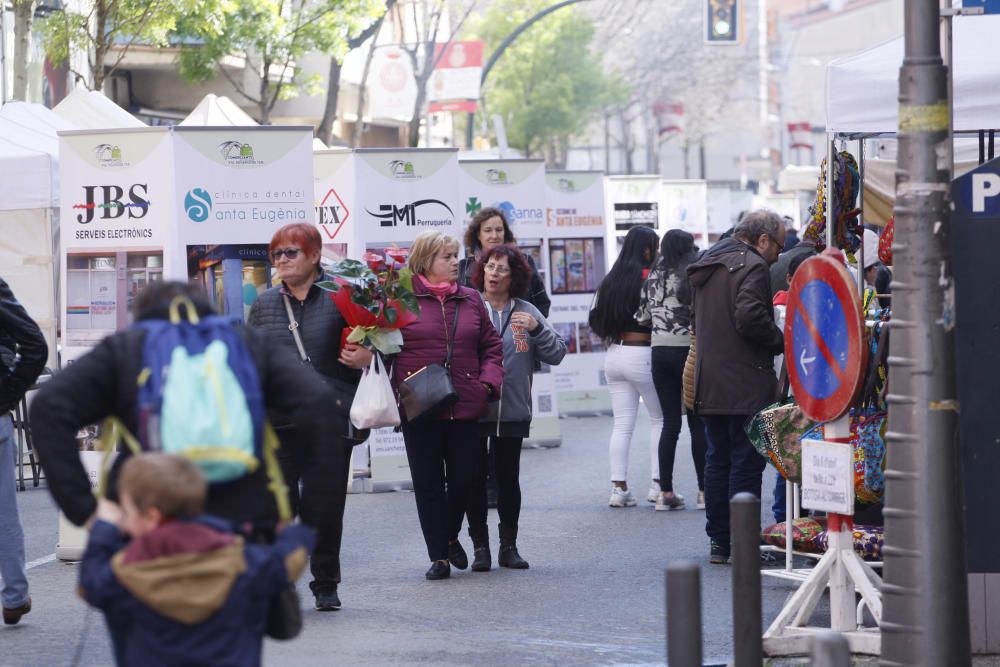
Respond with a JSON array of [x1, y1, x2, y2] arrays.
[[59, 128, 173, 361], [545, 171, 611, 417]]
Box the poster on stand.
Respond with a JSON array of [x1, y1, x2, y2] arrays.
[[314, 149, 357, 263], [545, 171, 610, 417], [661, 180, 709, 246], [354, 148, 463, 487], [604, 176, 662, 267], [58, 128, 174, 363], [457, 159, 558, 444], [171, 126, 313, 323]]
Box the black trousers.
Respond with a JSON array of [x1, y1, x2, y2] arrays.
[[651, 345, 708, 493], [401, 419, 480, 562], [277, 432, 353, 594], [467, 435, 524, 543]]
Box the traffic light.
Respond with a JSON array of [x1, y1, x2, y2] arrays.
[[705, 0, 740, 44]]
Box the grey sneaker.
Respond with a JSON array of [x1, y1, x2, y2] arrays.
[[655, 492, 685, 511], [609, 486, 637, 507]]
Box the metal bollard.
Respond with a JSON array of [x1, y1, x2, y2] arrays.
[[810, 631, 850, 667], [666, 561, 702, 667], [731, 492, 762, 667]]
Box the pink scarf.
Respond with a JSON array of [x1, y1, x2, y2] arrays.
[[417, 274, 458, 302]]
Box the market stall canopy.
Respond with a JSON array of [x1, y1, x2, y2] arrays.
[[180, 94, 258, 126], [826, 14, 1000, 135], [0, 102, 78, 209], [53, 88, 145, 129]]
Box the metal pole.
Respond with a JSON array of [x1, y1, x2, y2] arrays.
[[0, 1, 7, 104], [666, 562, 702, 667], [731, 492, 762, 667], [811, 631, 851, 667], [883, 1, 969, 665]]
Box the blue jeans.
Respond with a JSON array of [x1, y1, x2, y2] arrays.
[[772, 467, 786, 524], [0, 415, 28, 608], [702, 414, 767, 544]]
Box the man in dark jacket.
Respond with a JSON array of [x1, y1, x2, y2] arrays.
[[30, 281, 335, 535], [688, 210, 785, 564], [0, 277, 47, 625]]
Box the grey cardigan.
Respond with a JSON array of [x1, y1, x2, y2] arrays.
[[480, 297, 567, 437]]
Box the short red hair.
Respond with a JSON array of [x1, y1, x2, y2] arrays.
[[269, 223, 322, 261]]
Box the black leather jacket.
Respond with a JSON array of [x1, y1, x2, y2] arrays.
[[0, 277, 46, 413]]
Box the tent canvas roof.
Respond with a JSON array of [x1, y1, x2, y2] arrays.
[[181, 94, 258, 126], [826, 14, 1000, 134], [0, 102, 80, 210], [53, 88, 145, 130]]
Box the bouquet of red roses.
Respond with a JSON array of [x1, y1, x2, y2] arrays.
[[317, 249, 420, 355]]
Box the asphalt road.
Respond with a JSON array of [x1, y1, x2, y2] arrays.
[[5, 410, 823, 666]]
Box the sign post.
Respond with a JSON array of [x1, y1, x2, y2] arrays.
[[763, 254, 880, 657]]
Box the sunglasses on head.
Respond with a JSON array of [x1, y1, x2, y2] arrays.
[[272, 247, 300, 260]]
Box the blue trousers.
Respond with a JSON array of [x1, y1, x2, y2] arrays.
[[702, 414, 767, 544], [0, 415, 28, 608]]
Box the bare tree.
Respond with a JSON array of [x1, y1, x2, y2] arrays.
[[317, 0, 397, 146], [393, 0, 476, 147]]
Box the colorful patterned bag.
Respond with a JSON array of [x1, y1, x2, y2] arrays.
[[745, 400, 817, 484], [878, 216, 894, 265]]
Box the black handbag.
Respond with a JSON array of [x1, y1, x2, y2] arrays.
[[398, 301, 461, 423], [265, 584, 302, 640]]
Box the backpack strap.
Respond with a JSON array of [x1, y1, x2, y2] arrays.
[[94, 416, 142, 499], [169, 295, 201, 325], [262, 421, 292, 522]]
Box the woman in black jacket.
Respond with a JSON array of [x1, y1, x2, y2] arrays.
[[247, 223, 371, 612], [458, 207, 550, 317]]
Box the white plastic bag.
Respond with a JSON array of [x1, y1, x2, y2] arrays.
[[350, 354, 400, 430]]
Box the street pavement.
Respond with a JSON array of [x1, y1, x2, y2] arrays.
[[7, 410, 837, 665]]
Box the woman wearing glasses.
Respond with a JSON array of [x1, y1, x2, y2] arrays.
[[464, 245, 567, 571], [247, 223, 371, 612]]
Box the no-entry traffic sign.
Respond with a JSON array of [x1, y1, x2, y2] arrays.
[[785, 255, 866, 422]]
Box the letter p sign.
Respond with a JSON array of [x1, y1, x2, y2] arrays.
[[972, 173, 1000, 213]]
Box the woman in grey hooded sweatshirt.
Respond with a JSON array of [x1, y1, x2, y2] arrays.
[[464, 245, 567, 572]]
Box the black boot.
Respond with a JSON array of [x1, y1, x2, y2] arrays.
[[448, 540, 468, 570], [497, 523, 529, 570], [468, 524, 491, 572]]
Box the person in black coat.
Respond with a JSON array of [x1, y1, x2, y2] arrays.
[[0, 276, 47, 625], [29, 281, 335, 534], [247, 222, 371, 612]]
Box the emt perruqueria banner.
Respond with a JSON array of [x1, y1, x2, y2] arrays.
[[354, 148, 463, 490], [544, 171, 611, 416], [58, 125, 314, 364], [457, 159, 560, 445]]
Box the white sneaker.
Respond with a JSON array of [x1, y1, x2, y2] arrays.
[[609, 487, 637, 507], [696, 491, 706, 510], [655, 492, 685, 511], [647, 482, 661, 503]]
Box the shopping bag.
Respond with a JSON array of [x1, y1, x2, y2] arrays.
[[349, 354, 401, 430], [745, 399, 817, 484]]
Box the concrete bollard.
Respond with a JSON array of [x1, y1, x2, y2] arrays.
[[731, 492, 762, 667], [665, 561, 702, 667], [810, 631, 850, 666]]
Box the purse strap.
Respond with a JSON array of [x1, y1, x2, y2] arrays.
[[282, 293, 311, 363], [443, 300, 461, 368]]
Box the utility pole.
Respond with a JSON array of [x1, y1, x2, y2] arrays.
[[881, 1, 969, 665]]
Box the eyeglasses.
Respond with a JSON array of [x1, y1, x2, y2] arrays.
[[767, 235, 784, 253], [272, 247, 301, 261], [484, 263, 511, 275]]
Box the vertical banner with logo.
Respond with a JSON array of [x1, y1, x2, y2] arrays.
[[427, 41, 484, 114], [354, 148, 462, 489], [544, 171, 611, 416], [171, 127, 314, 322], [314, 149, 357, 263], [59, 128, 174, 363], [604, 176, 662, 268], [457, 159, 559, 444], [660, 179, 709, 247]]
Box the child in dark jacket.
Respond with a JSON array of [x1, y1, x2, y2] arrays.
[[79, 454, 315, 667]]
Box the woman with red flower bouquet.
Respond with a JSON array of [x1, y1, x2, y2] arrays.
[[392, 231, 504, 581], [247, 223, 372, 613]]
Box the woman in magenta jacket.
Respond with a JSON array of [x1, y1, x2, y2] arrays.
[[393, 231, 504, 581]]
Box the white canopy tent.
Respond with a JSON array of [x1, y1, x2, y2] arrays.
[[180, 94, 258, 126], [0, 102, 81, 367], [53, 87, 145, 130], [826, 14, 1000, 135]]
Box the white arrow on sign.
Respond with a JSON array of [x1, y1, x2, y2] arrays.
[[800, 348, 816, 376]]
